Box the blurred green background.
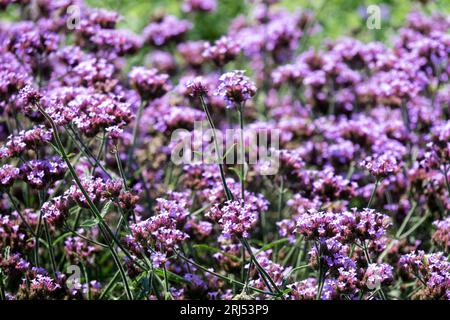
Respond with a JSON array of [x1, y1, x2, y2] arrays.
[[84, 0, 450, 43], [1, 0, 449, 44]]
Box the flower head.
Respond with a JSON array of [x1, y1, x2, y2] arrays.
[[206, 200, 258, 239], [214, 70, 256, 107], [203, 36, 241, 67], [0, 164, 20, 189], [360, 153, 401, 179], [185, 76, 209, 97], [128, 67, 172, 100]]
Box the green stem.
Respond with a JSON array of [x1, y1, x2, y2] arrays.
[[0, 271, 6, 300], [92, 131, 107, 174], [315, 244, 326, 300], [127, 99, 146, 173], [443, 163, 450, 196], [7, 192, 36, 237], [163, 265, 172, 300], [316, 268, 325, 300], [114, 146, 129, 191], [273, 177, 284, 262], [395, 202, 417, 238], [238, 105, 245, 203], [367, 179, 380, 208], [241, 237, 282, 296], [199, 95, 234, 201], [175, 250, 274, 296], [67, 126, 112, 179], [43, 219, 57, 277], [37, 104, 133, 300], [399, 211, 431, 239]]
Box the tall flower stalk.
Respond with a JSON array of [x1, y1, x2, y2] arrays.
[[35, 102, 134, 300]]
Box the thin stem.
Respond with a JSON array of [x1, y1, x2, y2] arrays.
[[367, 178, 380, 208], [241, 245, 246, 283], [7, 192, 36, 237], [315, 244, 326, 300], [175, 250, 274, 296], [114, 146, 128, 191], [238, 105, 245, 203], [396, 201, 417, 238], [316, 269, 325, 300], [163, 264, 172, 300], [0, 272, 5, 300], [241, 237, 282, 296], [199, 95, 234, 201], [43, 219, 57, 277], [127, 99, 146, 172], [37, 103, 134, 300], [400, 211, 431, 239], [273, 177, 284, 262], [443, 163, 450, 196], [66, 126, 112, 179], [34, 209, 43, 266], [242, 258, 253, 294], [92, 131, 107, 174]]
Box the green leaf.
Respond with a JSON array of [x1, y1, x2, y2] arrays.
[[229, 167, 242, 181], [101, 200, 113, 218], [53, 232, 72, 246], [193, 244, 242, 262], [254, 238, 289, 255], [222, 143, 237, 160], [153, 268, 188, 284], [80, 219, 100, 228]]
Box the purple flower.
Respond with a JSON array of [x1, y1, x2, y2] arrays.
[[64, 231, 97, 265], [185, 76, 209, 97], [399, 251, 450, 299], [20, 157, 67, 189], [0, 125, 52, 159], [88, 29, 142, 56], [129, 198, 189, 262], [128, 67, 172, 100], [203, 36, 241, 67], [214, 70, 256, 107], [360, 153, 401, 179], [206, 200, 258, 239], [182, 0, 217, 13], [178, 41, 208, 68], [432, 217, 450, 250], [19, 85, 42, 108], [0, 164, 20, 189], [0, 253, 30, 277], [145, 50, 176, 74], [41, 196, 69, 225], [143, 15, 192, 47], [364, 263, 394, 290]]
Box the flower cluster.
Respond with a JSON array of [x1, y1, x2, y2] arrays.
[[143, 15, 192, 47], [182, 0, 217, 13], [203, 36, 241, 67], [128, 67, 172, 100], [0, 0, 448, 301], [399, 251, 450, 300], [214, 70, 257, 107], [360, 153, 401, 180], [0, 126, 52, 159], [206, 200, 258, 239], [20, 157, 67, 189], [129, 198, 189, 267]]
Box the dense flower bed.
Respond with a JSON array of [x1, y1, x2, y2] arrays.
[[0, 0, 449, 300]]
